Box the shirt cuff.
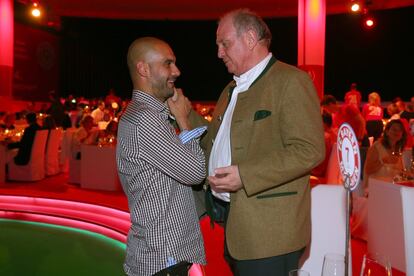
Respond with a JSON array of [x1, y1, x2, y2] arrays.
[[179, 126, 207, 144]]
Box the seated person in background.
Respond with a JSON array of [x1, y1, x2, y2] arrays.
[[336, 100, 368, 146], [320, 93, 366, 146], [47, 90, 66, 128], [362, 92, 384, 141], [7, 112, 41, 165], [397, 99, 414, 121], [352, 119, 406, 240], [320, 95, 340, 132], [363, 119, 407, 192], [71, 115, 99, 159], [311, 111, 337, 178], [98, 120, 118, 146], [91, 100, 106, 124], [42, 115, 57, 130], [104, 120, 118, 137], [0, 113, 16, 130], [386, 103, 400, 120]]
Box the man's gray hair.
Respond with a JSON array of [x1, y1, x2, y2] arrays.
[[221, 8, 272, 49]]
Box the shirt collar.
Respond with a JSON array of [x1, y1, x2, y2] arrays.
[[132, 90, 170, 115], [233, 53, 272, 88]]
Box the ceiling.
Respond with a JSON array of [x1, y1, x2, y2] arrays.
[[39, 0, 414, 20]]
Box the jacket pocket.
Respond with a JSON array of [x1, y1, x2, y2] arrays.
[[253, 110, 271, 121]]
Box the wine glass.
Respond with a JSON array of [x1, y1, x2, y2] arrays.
[[321, 253, 345, 276], [288, 269, 310, 276], [360, 252, 392, 276]]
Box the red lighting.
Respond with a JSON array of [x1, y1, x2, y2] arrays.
[[31, 7, 41, 17], [0, 195, 131, 242], [364, 17, 375, 28], [351, 3, 360, 12]]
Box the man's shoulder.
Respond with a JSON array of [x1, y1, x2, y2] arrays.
[[121, 101, 163, 126], [268, 60, 309, 78]]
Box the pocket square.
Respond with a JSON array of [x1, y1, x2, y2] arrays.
[[254, 110, 271, 121]]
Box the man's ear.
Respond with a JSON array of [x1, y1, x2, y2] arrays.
[[137, 61, 149, 77], [245, 29, 258, 50]]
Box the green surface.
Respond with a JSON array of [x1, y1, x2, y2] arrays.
[[0, 219, 126, 276]]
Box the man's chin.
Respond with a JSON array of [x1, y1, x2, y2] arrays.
[[225, 66, 235, 75], [165, 89, 174, 99]]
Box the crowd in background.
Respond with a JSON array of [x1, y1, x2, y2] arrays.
[[0, 88, 125, 167], [312, 82, 414, 187], [2, 84, 414, 177]]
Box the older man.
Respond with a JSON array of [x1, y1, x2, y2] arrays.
[[174, 9, 325, 275], [116, 37, 206, 276]]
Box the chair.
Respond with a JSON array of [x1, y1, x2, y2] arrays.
[[311, 143, 342, 186], [300, 185, 352, 275], [401, 187, 414, 276], [59, 128, 76, 173], [68, 142, 81, 184], [45, 128, 63, 176], [64, 128, 81, 184], [325, 143, 342, 185], [8, 130, 49, 181]]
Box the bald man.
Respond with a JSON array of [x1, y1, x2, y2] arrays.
[[116, 37, 206, 275]]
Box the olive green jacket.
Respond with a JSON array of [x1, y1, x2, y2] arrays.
[[193, 58, 325, 260]]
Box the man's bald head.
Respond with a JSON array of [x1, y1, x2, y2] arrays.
[[126, 37, 180, 102], [127, 37, 168, 80]]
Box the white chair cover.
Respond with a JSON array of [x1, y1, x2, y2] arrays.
[[59, 128, 76, 173], [8, 130, 49, 181], [68, 155, 81, 184], [45, 128, 63, 176], [300, 185, 352, 275], [325, 143, 343, 185], [401, 187, 414, 276]]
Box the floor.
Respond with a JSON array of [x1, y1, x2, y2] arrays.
[[0, 173, 406, 275]]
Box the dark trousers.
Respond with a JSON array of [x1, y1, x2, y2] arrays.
[[226, 247, 305, 276], [153, 261, 191, 276], [214, 196, 305, 276]]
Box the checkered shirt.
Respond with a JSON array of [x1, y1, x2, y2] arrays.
[[116, 91, 206, 275]]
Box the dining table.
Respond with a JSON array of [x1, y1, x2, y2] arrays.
[[80, 143, 121, 191], [367, 176, 414, 273]]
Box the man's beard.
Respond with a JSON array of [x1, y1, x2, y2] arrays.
[[151, 79, 174, 100]]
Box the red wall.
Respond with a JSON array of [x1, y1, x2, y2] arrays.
[[13, 23, 59, 101]]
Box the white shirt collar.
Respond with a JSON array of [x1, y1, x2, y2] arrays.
[[233, 53, 272, 89]]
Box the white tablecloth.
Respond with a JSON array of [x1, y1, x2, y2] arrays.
[[80, 144, 121, 191], [367, 177, 414, 273]]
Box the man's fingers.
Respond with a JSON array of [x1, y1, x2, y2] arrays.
[[172, 88, 178, 101]]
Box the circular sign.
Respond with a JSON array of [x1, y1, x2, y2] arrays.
[[337, 123, 361, 190]]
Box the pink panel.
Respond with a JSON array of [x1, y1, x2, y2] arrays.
[[0, 0, 13, 66], [0, 195, 130, 242], [298, 0, 325, 97]]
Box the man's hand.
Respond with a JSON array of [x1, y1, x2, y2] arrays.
[[208, 165, 243, 193], [167, 88, 192, 130]]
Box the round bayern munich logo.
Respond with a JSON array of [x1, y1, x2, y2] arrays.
[[337, 123, 361, 190]]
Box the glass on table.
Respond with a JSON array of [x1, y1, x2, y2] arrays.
[[288, 269, 310, 276], [360, 252, 392, 276], [321, 253, 345, 276]]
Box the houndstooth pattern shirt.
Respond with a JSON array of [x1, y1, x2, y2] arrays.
[[116, 91, 206, 275]]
